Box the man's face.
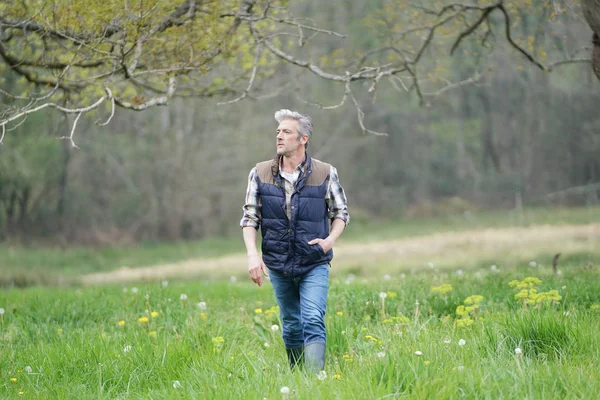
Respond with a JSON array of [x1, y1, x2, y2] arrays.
[[276, 118, 307, 156]]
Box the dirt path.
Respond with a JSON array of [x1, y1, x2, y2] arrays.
[[80, 223, 599, 285]]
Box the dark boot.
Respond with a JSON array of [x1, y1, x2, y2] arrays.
[[286, 346, 304, 371], [304, 342, 326, 372]]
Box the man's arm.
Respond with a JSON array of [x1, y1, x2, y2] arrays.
[[240, 167, 268, 286], [243, 226, 268, 286], [308, 165, 349, 253]]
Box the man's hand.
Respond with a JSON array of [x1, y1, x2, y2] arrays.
[[308, 237, 334, 253], [248, 254, 269, 286]]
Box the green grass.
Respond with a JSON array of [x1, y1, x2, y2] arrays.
[[1, 206, 599, 285], [1, 263, 599, 399]]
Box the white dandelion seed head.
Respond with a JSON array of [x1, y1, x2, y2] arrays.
[[24, 366, 33, 374], [264, 342, 270, 348], [556, 270, 562, 275], [280, 386, 290, 395], [457, 365, 465, 372], [317, 370, 327, 380], [230, 276, 237, 284], [564, 311, 570, 316], [377, 352, 386, 358], [414, 351, 423, 356], [131, 287, 139, 294], [197, 302, 207, 310], [444, 339, 451, 345], [456, 269, 464, 276], [379, 292, 387, 300], [427, 262, 435, 268], [562, 286, 567, 290], [515, 347, 522, 355], [271, 325, 280, 332], [161, 280, 169, 287], [172, 380, 182, 389], [123, 345, 132, 353], [400, 273, 406, 279], [0, 308, 4, 315], [145, 294, 150, 300], [490, 265, 498, 271], [239, 307, 245, 312], [458, 339, 466, 346], [180, 293, 188, 301], [384, 274, 391, 281], [529, 261, 537, 267]]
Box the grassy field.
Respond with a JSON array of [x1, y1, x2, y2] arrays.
[[1, 262, 599, 399], [0, 206, 599, 398], [1, 205, 600, 286]]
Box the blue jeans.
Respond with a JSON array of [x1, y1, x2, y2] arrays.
[[268, 264, 329, 349]]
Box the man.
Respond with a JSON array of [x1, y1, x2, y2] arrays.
[[240, 109, 349, 373]]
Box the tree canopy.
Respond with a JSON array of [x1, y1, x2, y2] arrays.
[[0, 0, 596, 145]]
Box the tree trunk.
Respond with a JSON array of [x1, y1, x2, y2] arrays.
[[582, 0, 600, 80]]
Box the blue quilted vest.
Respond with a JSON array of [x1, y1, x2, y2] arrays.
[[255, 154, 333, 276]]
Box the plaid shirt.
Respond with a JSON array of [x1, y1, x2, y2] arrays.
[[240, 157, 350, 229]]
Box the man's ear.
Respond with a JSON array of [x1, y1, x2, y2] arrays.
[[300, 134, 308, 145]]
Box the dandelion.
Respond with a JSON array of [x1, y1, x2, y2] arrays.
[[123, 345, 132, 353], [529, 261, 537, 267], [336, 311, 343, 316], [490, 265, 498, 272], [317, 370, 327, 380], [18, 392, 24, 396], [377, 352, 386, 358], [515, 347, 522, 355], [180, 293, 188, 301], [24, 366, 32, 374], [161, 280, 169, 287], [387, 292, 397, 298], [200, 313, 208, 321], [117, 320, 125, 327], [333, 374, 342, 379], [556, 270, 562, 275], [131, 287, 139, 294], [150, 311, 159, 318], [456, 269, 464, 276], [384, 274, 391, 281], [379, 292, 387, 300], [400, 273, 406, 279], [230, 276, 237, 284], [457, 365, 465, 372], [145, 294, 150, 300], [458, 339, 466, 346], [444, 339, 451, 344], [280, 386, 290, 395], [264, 342, 270, 348], [172, 380, 182, 389], [271, 325, 280, 332], [0, 308, 4, 315], [255, 308, 263, 314], [197, 302, 207, 310], [138, 317, 149, 323], [10, 377, 17, 383], [427, 262, 435, 268], [212, 336, 225, 346], [414, 351, 423, 356], [564, 311, 570, 316]]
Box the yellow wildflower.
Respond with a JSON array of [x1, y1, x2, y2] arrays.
[[333, 374, 342, 379], [254, 308, 263, 314], [464, 295, 483, 305], [10, 378, 17, 383], [117, 320, 125, 327], [336, 311, 344, 316], [212, 336, 225, 346], [150, 311, 159, 318], [386, 292, 397, 298], [138, 317, 149, 323], [432, 284, 453, 295], [424, 360, 431, 366], [200, 312, 208, 321], [590, 304, 600, 310], [18, 392, 24, 396]]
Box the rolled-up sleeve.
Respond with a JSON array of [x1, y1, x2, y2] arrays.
[[240, 167, 261, 229], [326, 166, 350, 226]]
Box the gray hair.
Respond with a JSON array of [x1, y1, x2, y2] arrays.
[[274, 109, 313, 141]]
